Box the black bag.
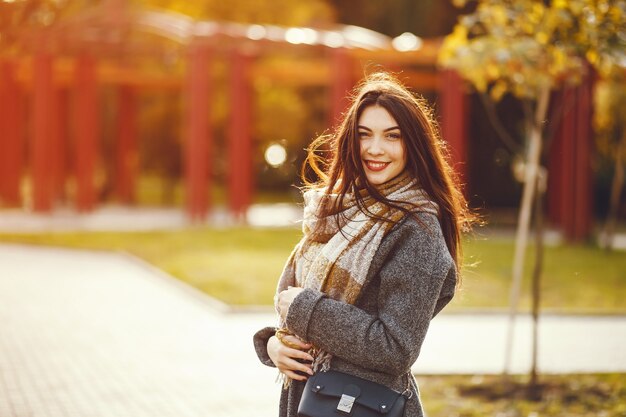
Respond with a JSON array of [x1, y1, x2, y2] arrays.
[[297, 370, 407, 417]]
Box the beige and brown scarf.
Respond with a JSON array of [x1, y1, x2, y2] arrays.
[[275, 172, 438, 384]]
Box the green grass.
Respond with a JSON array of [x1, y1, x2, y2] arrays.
[[456, 236, 626, 313], [0, 229, 624, 313]]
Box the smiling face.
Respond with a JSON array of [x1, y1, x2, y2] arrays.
[[358, 105, 407, 186]]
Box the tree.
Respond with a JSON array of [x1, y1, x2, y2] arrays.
[[595, 70, 626, 251], [439, 0, 626, 394]]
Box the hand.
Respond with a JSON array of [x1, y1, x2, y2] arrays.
[[267, 335, 314, 381], [277, 287, 304, 321]]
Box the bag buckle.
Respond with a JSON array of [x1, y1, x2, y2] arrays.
[[337, 394, 356, 413]]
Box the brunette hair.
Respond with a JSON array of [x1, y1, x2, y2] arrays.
[[302, 72, 473, 270]]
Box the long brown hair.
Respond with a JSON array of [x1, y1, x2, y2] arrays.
[[303, 72, 473, 270]]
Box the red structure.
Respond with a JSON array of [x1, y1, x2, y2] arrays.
[[228, 50, 254, 220], [184, 43, 212, 222], [32, 53, 54, 212], [50, 88, 69, 204], [74, 54, 99, 212], [1, 4, 599, 239], [548, 72, 594, 241], [439, 70, 469, 187], [0, 60, 24, 207], [329, 48, 354, 126]]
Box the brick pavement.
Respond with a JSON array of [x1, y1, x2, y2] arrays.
[[0, 243, 625, 417], [0, 244, 280, 417]]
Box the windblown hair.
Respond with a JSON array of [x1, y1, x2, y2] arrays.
[[302, 72, 474, 271]]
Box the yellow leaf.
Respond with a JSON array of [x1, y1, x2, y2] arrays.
[[586, 49, 599, 64], [490, 81, 508, 101], [486, 63, 500, 79], [535, 31, 549, 44], [554, 0, 567, 9], [491, 5, 508, 26]]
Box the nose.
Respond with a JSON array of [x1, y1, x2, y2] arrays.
[[366, 136, 384, 156]]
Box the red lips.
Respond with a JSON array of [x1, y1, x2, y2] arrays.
[[365, 160, 390, 172]]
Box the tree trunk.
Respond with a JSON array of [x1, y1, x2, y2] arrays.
[[529, 173, 545, 399], [603, 133, 625, 251], [503, 86, 550, 375]]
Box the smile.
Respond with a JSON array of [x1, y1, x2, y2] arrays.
[[365, 160, 390, 172]]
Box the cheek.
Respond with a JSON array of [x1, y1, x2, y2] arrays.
[[397, 143, 407, 164]]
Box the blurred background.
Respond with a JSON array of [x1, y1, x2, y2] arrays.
[[0, 1, 624, 416], [1, 0, 622, 232]]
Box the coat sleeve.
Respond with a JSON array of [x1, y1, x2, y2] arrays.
[[252, 326, 277, 367], [284, 215, 456, 376]]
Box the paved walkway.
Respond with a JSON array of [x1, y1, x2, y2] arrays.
[[0, 244, 281, 417]]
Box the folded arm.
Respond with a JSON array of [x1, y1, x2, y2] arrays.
[[284, 216, 456, 375]]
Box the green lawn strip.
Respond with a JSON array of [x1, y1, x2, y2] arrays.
[[0, 229, 624, 313], [416, 373, 626, 417], [456, 237, 626, 313]]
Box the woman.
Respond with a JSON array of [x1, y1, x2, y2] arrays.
[[253, 72, 472, 417]]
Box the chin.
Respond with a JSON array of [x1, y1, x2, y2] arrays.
[[365, 176, 389, 186]]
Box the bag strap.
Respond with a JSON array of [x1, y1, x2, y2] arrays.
[[401, 372, 413, 399]]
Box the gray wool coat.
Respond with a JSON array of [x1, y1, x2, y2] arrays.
[[253, 212, 457, 417]]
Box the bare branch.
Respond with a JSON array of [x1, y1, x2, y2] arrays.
[[478, 92, 522, 154]]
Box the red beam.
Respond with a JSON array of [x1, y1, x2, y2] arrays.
[[228, 51, 254, 220], [439, 70, 468, 187], [184, 43, 212, 222], [115, 85, 137, 204], [0, 60, 24, 206], [74, 55, 99, 212], [32, 53, 54, 212]]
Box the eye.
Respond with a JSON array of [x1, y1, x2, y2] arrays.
[[358, 131, 371, 139], [386, 132, 401, 140]]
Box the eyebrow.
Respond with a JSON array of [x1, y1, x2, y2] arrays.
[[357, 125, 401, 132]]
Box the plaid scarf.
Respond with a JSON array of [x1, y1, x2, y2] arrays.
[[275, 172, 438, 384]]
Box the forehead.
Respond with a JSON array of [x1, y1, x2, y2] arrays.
[[357, 105, 398, 129]]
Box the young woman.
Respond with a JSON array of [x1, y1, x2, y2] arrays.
[[253, 72, 472, 417]]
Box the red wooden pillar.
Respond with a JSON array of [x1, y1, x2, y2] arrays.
[[329, 48, 353, 127], [74, 54, 99, 212], [115, 85, 137, 204], [32, 53, 55, 212], [228, 50, 253, 220], [548, 74, 594, 241], [0, 62, 6, 203], [49, 88, 68, 204], [550, 87, 575, 237], [184, 42, 212, 222], [573, 73, 593, 240], [0, 60, 24, 206], [439, 70, 469, 186]]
